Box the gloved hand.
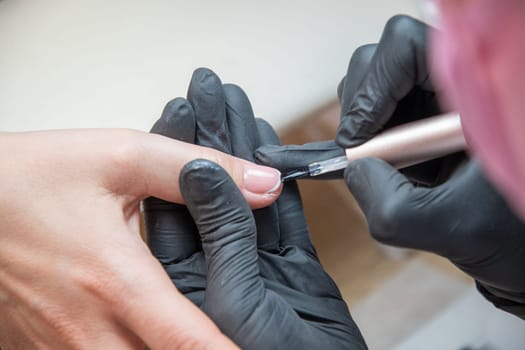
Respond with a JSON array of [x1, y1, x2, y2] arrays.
[[255, 15, 525, 319], [255, 15, 463, 185], [143, 68, 367, 349], [337, 15, 525, 319], [348, 158, 525, 319]]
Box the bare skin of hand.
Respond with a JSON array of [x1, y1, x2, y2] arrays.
[[0, 129, 281, 349]]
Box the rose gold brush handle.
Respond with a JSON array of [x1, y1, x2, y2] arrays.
[[345, 113, 467, 168]]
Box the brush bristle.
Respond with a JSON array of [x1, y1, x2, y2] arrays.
[[280, 168, 310, 182]]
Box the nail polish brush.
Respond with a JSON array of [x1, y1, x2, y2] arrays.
[[281, 113, 467, 182]]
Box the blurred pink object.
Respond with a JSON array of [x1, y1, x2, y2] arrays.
[[430, 0, 525, 219]]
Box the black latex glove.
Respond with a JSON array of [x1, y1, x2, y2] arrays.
[[347, 157, 525, 319], [256, 15, 525, 319], [255, 15, 463, 185], [143, 68, 367, 349], [338, 15, 525, 318]]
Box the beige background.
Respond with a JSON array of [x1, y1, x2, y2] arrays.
[[0, 0, 418, 132]]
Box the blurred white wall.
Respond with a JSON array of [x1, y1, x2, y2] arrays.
[[0, 0, 418, 132]]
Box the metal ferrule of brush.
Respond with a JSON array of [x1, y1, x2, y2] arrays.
[[308, 156, 349, 176]]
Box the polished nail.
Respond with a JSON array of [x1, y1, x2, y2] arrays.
[[243, 164, 281, 194]]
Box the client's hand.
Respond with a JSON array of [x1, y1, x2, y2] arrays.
[[144, 68, 367, 349], [0, 129, 257, 349]]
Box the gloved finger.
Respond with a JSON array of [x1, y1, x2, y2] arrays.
[[255, 140, 345, 180], [224, 84, 281, 250], [179, 159, 265, 336], [162, 253, 207, 307], [187, 68, 231, 153], [149, 97, 196, 142], [143, 200, 199, 264], [144, 97, 200, 264], [339, 44, 377, 118], [336, 15, 431, 148], [223, 83, 261, 161], [345, 157, 451, 255], [256, 119, 315, 254]]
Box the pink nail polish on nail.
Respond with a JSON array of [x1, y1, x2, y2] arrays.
[[243, 165, 281, 194]]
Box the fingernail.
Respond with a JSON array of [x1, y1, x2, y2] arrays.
[[243, 164, 281, 194]]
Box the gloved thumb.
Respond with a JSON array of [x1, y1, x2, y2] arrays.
[[179, 159, 264, 335], [345, 157, 448, 253]]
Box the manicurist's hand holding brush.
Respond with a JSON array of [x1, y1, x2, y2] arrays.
[[256, 8, 525, 320]]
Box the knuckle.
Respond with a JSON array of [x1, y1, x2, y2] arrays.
[[103, 129, 148, 193], [107, 129, 144, 173]]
